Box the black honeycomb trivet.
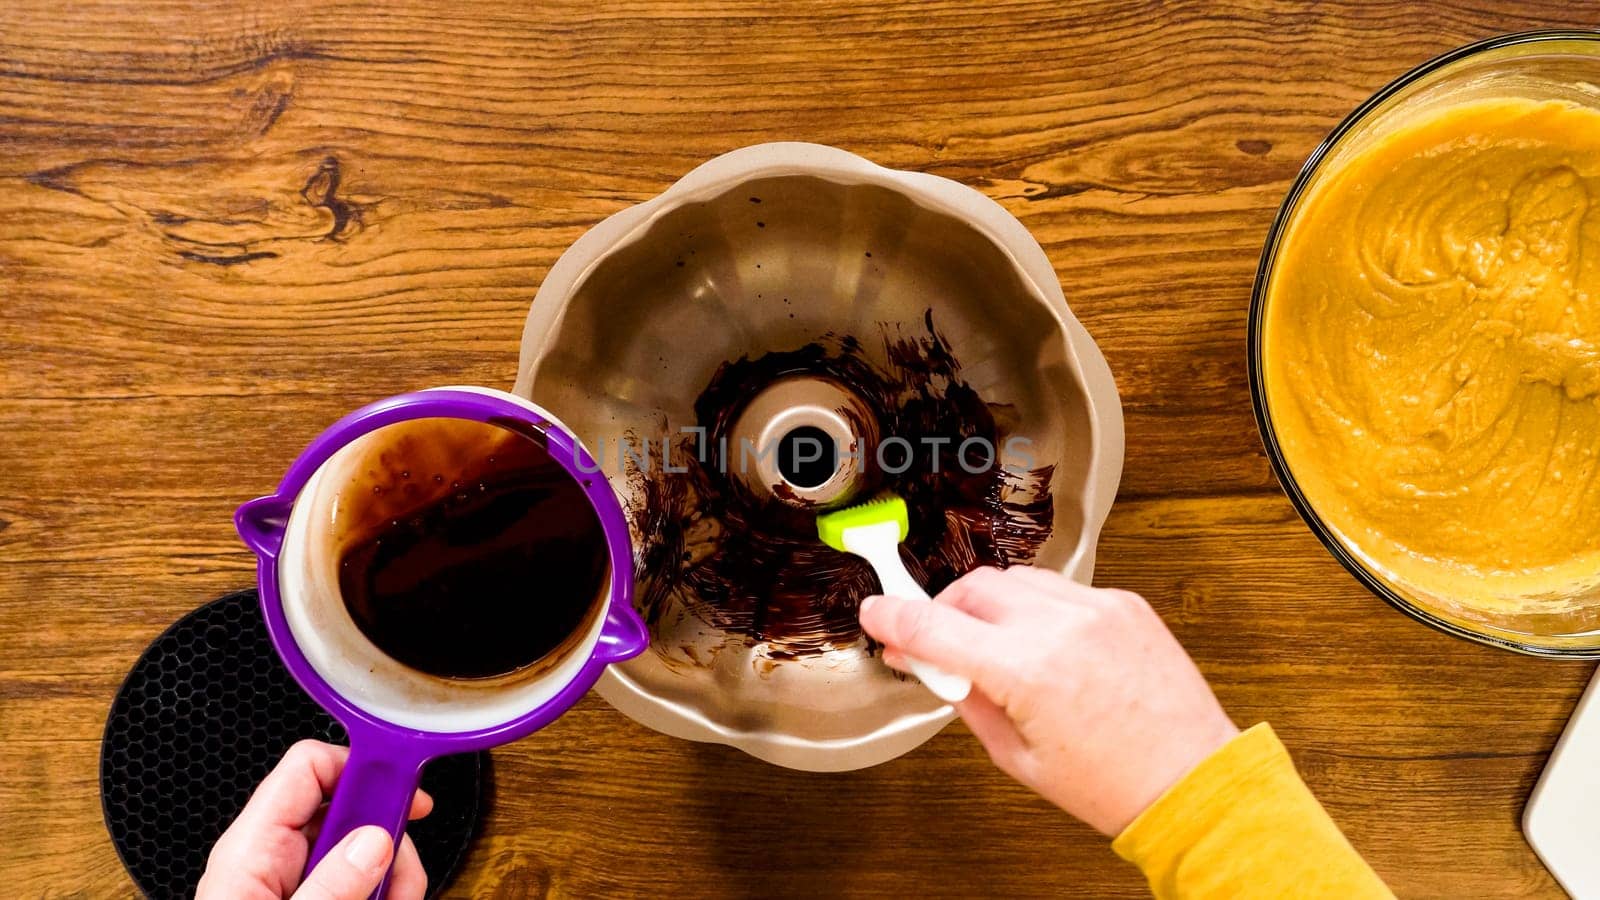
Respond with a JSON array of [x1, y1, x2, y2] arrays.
[[100, 589, 486, 898]]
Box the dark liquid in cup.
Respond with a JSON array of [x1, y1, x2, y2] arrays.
[[337, 420, 609, 680]]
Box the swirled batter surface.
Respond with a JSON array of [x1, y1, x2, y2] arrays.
[[1265, 97, 1600, 613]]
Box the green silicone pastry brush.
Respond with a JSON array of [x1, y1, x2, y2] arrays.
[[817, 495, 972, 703]]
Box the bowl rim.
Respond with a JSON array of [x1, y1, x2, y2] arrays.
[[1247, 29, 1600, 659]]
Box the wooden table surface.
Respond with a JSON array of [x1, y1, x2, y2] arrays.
[[3, 1, 1596, 896]]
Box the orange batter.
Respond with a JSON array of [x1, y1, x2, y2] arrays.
[[1264, 97, 1600, 614]]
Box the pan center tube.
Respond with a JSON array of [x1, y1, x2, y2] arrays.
[[727, 375, 878, 508]]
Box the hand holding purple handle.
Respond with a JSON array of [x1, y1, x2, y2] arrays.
[[236, 388, 648, 899], [304, 732, 428, 894]]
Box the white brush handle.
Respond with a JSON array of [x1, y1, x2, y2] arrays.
[[844, 522, 972, 704]]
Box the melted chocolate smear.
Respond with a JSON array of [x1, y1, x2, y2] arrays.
[[631, 313, 1054, 659], [338, 423, 608, 680]]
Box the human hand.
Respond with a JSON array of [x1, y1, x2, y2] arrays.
[[197, 740, 433, 900], [859, 565, 1239, 836]]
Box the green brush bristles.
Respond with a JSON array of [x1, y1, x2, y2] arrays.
[[816, 495, 910, 551]]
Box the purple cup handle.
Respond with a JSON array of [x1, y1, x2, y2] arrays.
[[305, 732, 430, 900]]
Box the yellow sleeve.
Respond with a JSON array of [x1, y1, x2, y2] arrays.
[[1112, 723, 1393, 900]]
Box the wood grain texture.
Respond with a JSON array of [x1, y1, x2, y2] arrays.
[[1, 1, 1596, 896]]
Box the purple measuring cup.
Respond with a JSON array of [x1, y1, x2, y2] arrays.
[[234, 386, 647, 897]]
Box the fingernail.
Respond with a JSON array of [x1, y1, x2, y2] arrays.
[[860, 596, 878, 617], [345, 827, 391, 872]]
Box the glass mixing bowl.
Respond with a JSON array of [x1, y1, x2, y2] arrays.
[[1250, 30, 1600, 658]]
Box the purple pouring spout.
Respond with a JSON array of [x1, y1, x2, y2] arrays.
[[598, 599, 651, 663], [234, 387, 645, 899], [235, 495, 291, 557]]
